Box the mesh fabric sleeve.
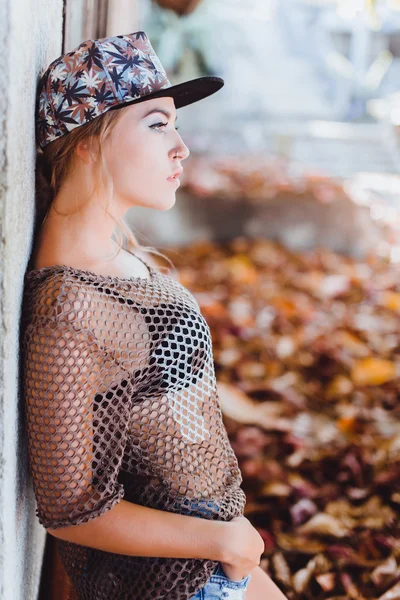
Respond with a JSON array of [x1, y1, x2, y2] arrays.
[[22, 316, 135, 530]]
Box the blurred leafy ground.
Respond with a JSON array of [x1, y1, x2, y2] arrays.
[[164, 237, 400, 600]]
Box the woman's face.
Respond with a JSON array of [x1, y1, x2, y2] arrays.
[[103, 96, 190, 211]]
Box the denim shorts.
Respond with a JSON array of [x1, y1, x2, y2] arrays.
[[189, 564, 252, 600]]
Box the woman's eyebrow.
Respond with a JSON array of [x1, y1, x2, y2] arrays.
[[142, 108, 178, 122]]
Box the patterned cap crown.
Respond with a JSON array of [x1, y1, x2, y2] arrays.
[[36, 31, 172, 149]]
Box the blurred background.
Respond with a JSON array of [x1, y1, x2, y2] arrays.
[[12, 1, 400, 599]]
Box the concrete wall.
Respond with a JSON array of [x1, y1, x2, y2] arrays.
[[0, 1, 64, 598]]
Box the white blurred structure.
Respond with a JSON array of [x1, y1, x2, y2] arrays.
[[140, 0, 334, 120], [140, 0, 400, 119], [135, 0, 400, 181]]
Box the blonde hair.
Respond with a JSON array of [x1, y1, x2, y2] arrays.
[[34, 105, 174, 271]]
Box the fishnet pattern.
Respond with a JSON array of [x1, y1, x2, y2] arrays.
[[21, 258, 247, 600]]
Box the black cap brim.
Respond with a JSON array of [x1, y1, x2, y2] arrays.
[[109, 76, 224, 112]]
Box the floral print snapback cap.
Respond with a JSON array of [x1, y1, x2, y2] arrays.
[[36, 30, 224, 149]]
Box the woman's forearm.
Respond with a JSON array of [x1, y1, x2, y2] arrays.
[[47, 499, 228, 562], [246, 566, 289, 599]]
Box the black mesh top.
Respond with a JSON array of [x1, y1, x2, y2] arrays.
[[20, 255, 247, 600]]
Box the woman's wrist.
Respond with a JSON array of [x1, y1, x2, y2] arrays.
[[201, 519, 232, 563]]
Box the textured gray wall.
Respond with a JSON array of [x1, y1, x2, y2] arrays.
[[0, 1, 63, 599]]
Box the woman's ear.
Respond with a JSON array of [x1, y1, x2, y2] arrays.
[[75, 137, 97, 164]]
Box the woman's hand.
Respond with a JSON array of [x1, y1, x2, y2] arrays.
[[219, 515, 265, 581]]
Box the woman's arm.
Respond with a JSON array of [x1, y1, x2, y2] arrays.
[[47, 498, 228, 562], [246, 566, 289, 600]]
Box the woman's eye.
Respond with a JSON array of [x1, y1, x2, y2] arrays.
[[150, 122, 180, 132], [151, 121, 168, 130]]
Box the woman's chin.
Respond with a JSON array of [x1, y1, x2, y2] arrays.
[[126, 193, 176, 211], [160, 193, 177, 210]]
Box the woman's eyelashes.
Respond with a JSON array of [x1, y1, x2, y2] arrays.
[[150, 122, 180, 133]]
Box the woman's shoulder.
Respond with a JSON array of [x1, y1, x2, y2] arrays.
[[24, 250, 204, 325], [22, 261, 100, 333]]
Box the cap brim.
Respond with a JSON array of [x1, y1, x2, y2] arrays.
[[109, 76, 224, 111]]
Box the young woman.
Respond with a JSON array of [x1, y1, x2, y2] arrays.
[[21, 31, 288, 600]]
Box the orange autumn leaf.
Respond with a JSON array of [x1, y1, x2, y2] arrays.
[[326, 375, 353, 399], [337, 415, 357, 434], [379, 290, 400, 312], [201, 302, 227, 319], [225, 255, 258, 284], [351, 358, 398, 386], [269, 297, 298, 318], [332, 331, 370, 357]]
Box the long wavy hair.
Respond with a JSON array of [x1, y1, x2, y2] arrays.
[[34, 105, 173, 271]]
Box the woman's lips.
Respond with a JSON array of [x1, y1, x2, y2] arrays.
[[167, 167, 183, 185], [167, 175, 181, 185]]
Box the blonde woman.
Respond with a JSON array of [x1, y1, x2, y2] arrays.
[[21, 31, 287, 600]]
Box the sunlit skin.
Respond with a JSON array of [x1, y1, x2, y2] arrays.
[[244, 564, 288, 599], [35, 96, 190, 271]]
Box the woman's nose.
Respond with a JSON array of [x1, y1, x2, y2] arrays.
[[172, 136, 190, 161]]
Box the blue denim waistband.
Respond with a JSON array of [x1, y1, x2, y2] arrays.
[[173, 498, 221, 519], [189, 563, 252, 599]]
